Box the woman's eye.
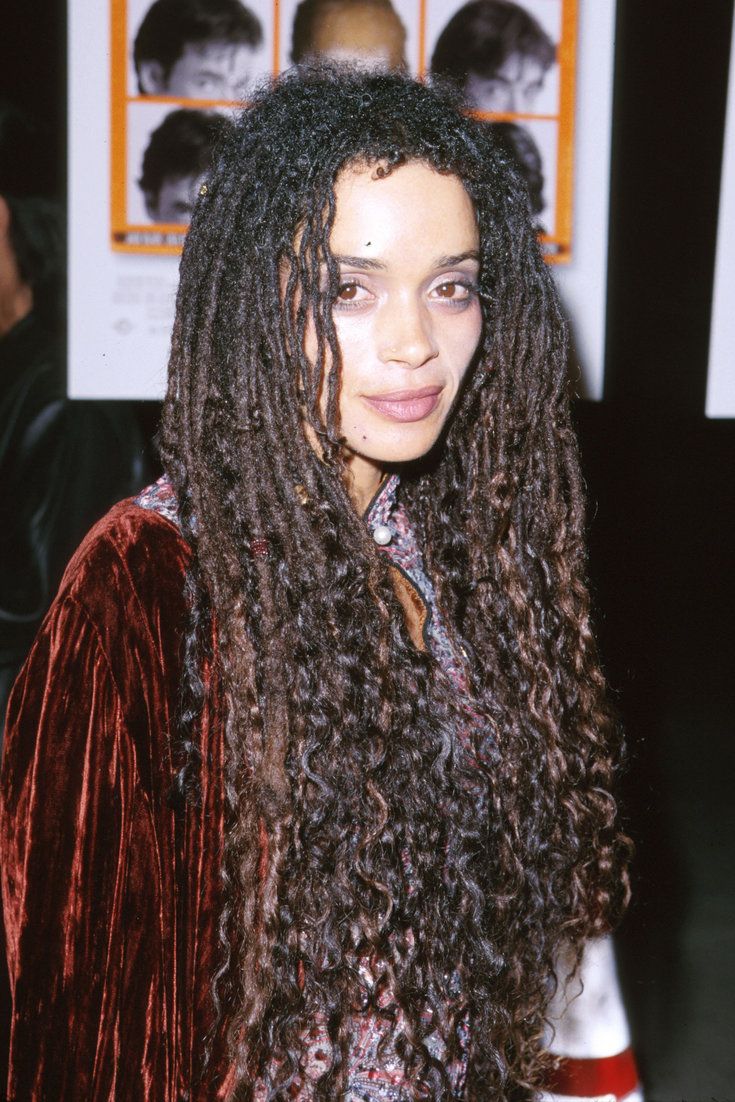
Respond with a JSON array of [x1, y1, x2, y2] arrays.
[[333, 281, 371, 308], [337, 282, 359, 301], [433, 280, 474, 301]]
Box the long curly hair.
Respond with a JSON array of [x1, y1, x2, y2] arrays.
[[159, 65, 631, 1100]]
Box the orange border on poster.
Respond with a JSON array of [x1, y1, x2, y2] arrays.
[[552, 0, 577, 263], [110, 0, 128, 246], [418, 0, 428, 78], [273, 0, 280, 74]]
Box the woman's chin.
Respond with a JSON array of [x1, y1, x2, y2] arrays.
[[359, 439, 440, 466]]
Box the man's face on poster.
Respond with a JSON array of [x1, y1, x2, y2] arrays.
[[140, 39, 258, 101], [145, 171, 206, 224], [463, 53, 548, 114]]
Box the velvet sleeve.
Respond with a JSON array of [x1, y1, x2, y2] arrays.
[[0, 558, 178, 1098]]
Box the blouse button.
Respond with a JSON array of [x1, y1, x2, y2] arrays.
[[372, 524, 393, 546]]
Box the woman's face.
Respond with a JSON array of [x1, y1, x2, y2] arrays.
[[306, 160, 482, 500]]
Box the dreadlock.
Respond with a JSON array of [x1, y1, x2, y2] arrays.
[[158, 64, 631, 1100]]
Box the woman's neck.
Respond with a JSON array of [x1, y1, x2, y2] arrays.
[[344, 452, 386, 515]]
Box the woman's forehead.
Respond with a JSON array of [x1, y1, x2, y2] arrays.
[[329, 160, 478, 260]]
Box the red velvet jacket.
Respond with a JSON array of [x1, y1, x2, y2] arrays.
[[1, 500, 232, 1100]]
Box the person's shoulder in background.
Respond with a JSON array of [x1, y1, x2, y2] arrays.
[[0, 310, 154, 722]]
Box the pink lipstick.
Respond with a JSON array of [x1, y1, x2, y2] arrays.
[[363, 385, 443, 423]]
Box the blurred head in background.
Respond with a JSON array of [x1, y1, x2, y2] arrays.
[[134, 0, 264, 101], [0, 102, 63, 335], [431, 0, 555, 114], [291, 0, 407, 71]]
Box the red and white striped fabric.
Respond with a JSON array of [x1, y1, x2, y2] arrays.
[[539, 937, 643, 1102]]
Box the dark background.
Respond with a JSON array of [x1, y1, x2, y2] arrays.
[[3, 1, 735, 1097]]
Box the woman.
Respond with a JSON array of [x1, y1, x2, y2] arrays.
[[0, 68, 640, 1100]]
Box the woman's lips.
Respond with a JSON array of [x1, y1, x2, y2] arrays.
[[363, 386, 443, 423]]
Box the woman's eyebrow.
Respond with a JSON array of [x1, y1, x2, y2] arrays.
[[433, 251, 480, 268], [331, 254, 387, 271], [329, 250, 481, 271]]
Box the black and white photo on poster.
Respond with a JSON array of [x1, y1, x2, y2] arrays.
[[127, 101, 233, 226], [484, 116, 558, 236], [424, 0, 562, 116], [126, 0, 274, 102]]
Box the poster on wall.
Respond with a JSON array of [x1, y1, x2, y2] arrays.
[[69, 0, 614, 400], [706, 14, 735, 419]]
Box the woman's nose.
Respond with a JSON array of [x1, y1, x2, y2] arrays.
[[376, 297, 439, 368]]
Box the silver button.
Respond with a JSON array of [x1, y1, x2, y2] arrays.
[[372, 524, 393, 546]]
